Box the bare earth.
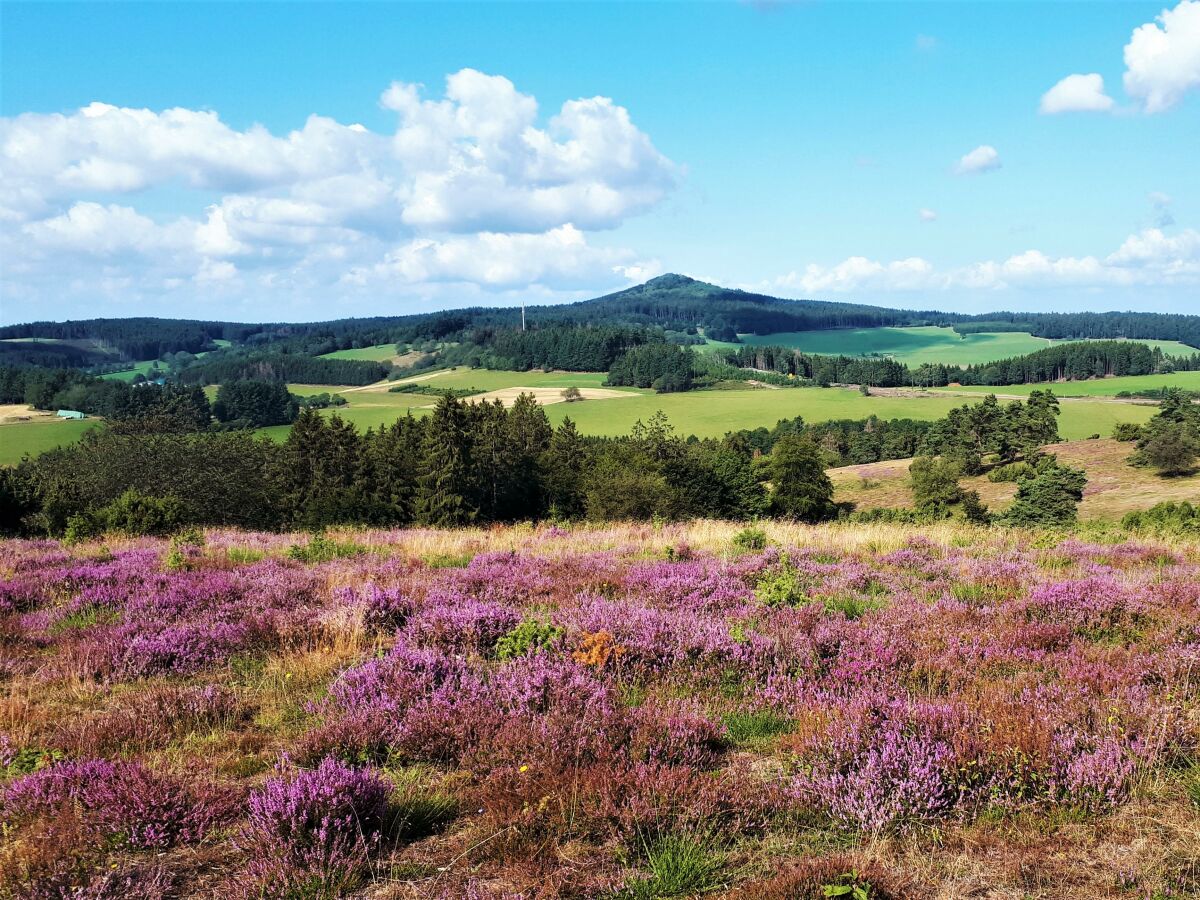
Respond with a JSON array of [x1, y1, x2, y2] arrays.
[[0, 404, 52, 424]]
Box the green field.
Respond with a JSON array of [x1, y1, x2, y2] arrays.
[[933, 370, 1200, 397], [0, 419, 95, 465], [318, 344, 402, 362], [0, 366, 1165, 463], [99, 360, 161, 382], [276, 372, 1155, 442], [733, 326, 1198, 368], [400, 368, 620, 391]]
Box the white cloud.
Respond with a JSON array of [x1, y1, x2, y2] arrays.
[[1124, 0, 1200, 112], [771, 227, 1200, 295], [0, 69, 677, 317], [343, 224, 660, 290], [1039, 73, 1115, 113], [953, 145, 1001, 175], [915, 34, 938, 52], [918, 208, 938, 222]]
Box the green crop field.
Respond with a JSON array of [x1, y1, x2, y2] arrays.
[[0, 368, 1163, 464], [397, 368, 620, 391], [732, 326, 1198, 368], [0, 419, 95, 465], [280, 373, 1155, 442], [932, 370, 1200, 397], [99, 360, 161, 382], [318, 344, 402, 362]]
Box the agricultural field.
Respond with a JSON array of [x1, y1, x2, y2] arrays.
[[0, 417, 94, 464], [319, 344, 407, 363], [831, 437, 1200, 521], [2, 521, 1199, 897], [734, 325, 1198, 368], [273, 370, 1158, 441], [98, 360, 161, 382], [0, 369, 1162, 461], [932, 370, 1200, 398]]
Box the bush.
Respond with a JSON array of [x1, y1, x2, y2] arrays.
[[1122, 501, 1200, 536], [286, 533, 367, 564], [731, 527, 768, 552], [1000, 463, 1086, 528], [494, 619, 565, 660], [64, 489, 186, 541], [1112, 422, 1145, 442], [243, 759, 391, 896]]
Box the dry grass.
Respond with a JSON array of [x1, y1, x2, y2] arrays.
[[831, 438, 1200, 521]]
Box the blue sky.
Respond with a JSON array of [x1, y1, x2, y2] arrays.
[[1, 1, 1197, 323]]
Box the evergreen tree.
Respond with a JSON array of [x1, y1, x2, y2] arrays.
[[767, 434, 835, 522], [543, 418, 587, 519], [414, 393, 474, 527], [1000, 463, 1087, 527]]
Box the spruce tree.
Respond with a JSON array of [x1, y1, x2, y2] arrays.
[[414, 393, 473, 527]]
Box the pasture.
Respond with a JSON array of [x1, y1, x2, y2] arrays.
[[0, 417, 95, 464], [933, 370, 1200, 397], [733, 325, 1198, 367], [283, 372, 1156, 441], [318, 343, 404, 363]]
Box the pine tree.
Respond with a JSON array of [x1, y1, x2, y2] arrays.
[[414, 393, 474, 527]]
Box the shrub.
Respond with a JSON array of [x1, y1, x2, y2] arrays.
[[1112, 422, 1144, 442], [494, 618, 565, 660], [286, 533, 367, 564], [755, 566, 809, 607], [1122, 501, 1200, 536], [731, 527, 768, 552], [243, 758, 391, 896]]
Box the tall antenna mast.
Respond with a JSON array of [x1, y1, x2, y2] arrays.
[[521, 305, 526, 332]]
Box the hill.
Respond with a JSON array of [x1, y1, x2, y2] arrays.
[[830, 437, 1200, 521]]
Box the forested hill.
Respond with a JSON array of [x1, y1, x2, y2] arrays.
[[3, 275, 1199, 357]]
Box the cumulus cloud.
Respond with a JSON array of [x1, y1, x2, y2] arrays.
[[918, 208, 938, 222], [1124, 0, 1200, 112], [343, 224, 660, 290], [1039, 73, 1115, 113], [953, 145, 1001, 175], [1043, 1, 1200, 115], [771, 227, 1200, 295], [0, 69, 677, 317]]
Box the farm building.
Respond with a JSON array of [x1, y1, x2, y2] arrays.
[[56, 409, 86, 420]]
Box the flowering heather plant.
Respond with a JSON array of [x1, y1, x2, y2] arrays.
[[243, 758, 391, 895], [4, 523, 1200, 897], [5, 758, 236, 848]]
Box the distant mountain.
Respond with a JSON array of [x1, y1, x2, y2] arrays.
[[3, 275, 1199, 360]]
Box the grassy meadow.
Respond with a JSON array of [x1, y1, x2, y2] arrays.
[[933, 369, 1200, 397], [0, 418, 95, 463], [318, 343, 405, 362], [268, 371, 1155, 442], [831, 437, 1200, 521], [0, 365, 1172, 463], [733, 325, 1198, 367]]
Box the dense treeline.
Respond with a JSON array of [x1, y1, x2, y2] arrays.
[[0, 401, 793, 534], [954, 311, 1200, 348], [0, 318, 240, 361], [725, 345, 909, 386], [213, 381, 299, 428], [607, 343, 696, 391], [729, 416, 934, 466], [722, 340, 1200, 388], [957, 341, 1200, 385], [0, 388, 1085, 536], [175, 353, 389, 387], [460, 325, 652, 372]]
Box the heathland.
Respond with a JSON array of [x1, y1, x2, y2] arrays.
[[3, 521, 1199, 897]]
